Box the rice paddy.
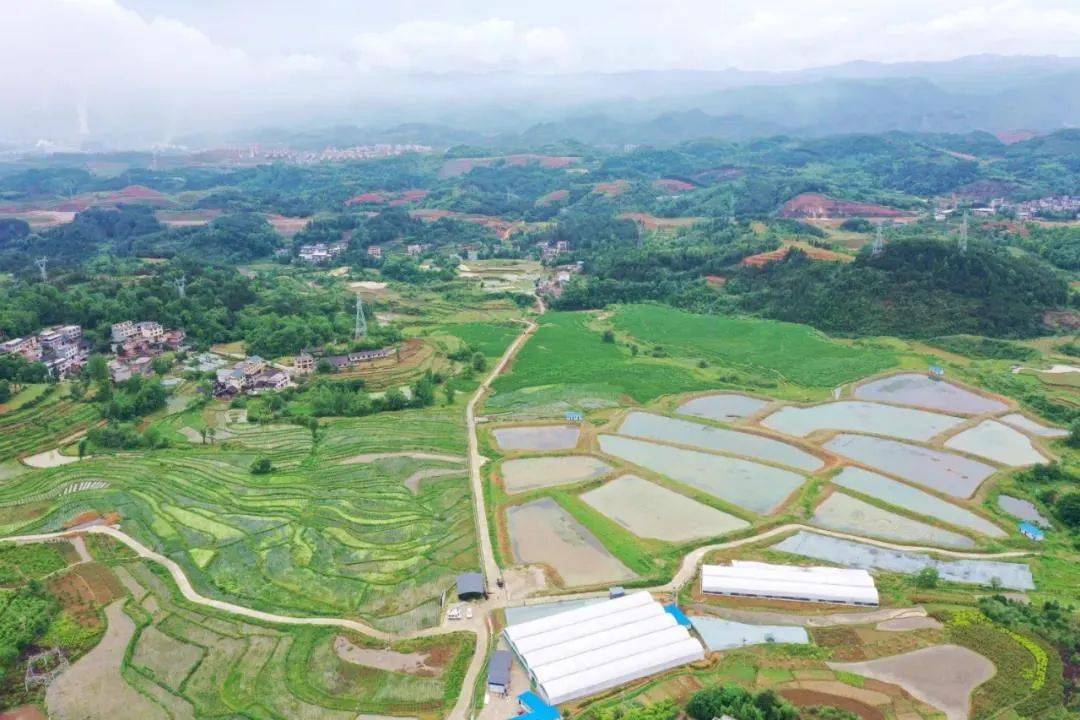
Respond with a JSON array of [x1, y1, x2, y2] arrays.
[[998, 413, 1069, 438], [597, 434, 806, 514], [676, 393, 770, 422], [811, 492, 975, 548], [500, 455, 612, 494], [689, 616, 809, 651], [617, 411, 823, 471], [505, 497, 637, 586], [761, 401, 962, 442], [823, 434, 996, 498], [491, 424, 581, 451], [580, 474, 749, 542], [997, 495, 1051, 527], [854, 374, 1007, 414], [944, 420, 1048, 466], [832, 467, 1005, 538]]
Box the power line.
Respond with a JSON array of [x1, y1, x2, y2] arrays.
[[354, 294, 367, 339], [872, 223, 885, 256], [958, 210, 969, 254]]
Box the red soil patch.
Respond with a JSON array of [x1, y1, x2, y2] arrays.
[[345, 191, 389, 205], [653, 178, 696, 193], [347, 188, 428, 207], [1044, 309, 1080, 332], [0, 706, 47, 720], [96, 185, 175, 208], [409, 209, 538, 240], [54, 199, 91, 212], [779, 689, 885, 720], [705, 275, 727, 289], [47, 563, 125, 628], [995, 130, 1038, 144], [594, 180, 631, 197], [780, 193, 910, 219], [692, 167, 744, 184], [63, 511, 102, 530], [399, 189, 429, 202], [156, 209, 220, 227], [265, 213, 309, 237], [536, 189, 570, 206], [617, 212, 704, 231], [741, 242, 851, 267]]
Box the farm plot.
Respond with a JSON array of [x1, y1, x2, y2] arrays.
[[617, 412, 823, 471], [0, 394, 98, 459], [824, 434, 996, 498], [219, 423, 314, 465], [832, 467, 1005, 537], [500, 455, 612, 494], [492, 424, 580, 451], [997, 495, 1051, 527], [580, 475, 749, 542], [944, 420, 1047, 466], [774, 531, 1034, 590], [676, 393, 770, 422], [829, 645, 995, 720], [598, 434, 805, 514], [505, 497, 636, 586], [854, 374, 1007, 414], [811, 492, 975, 548], [999, 413, 1068, 438], [689, 616, 809, 651], [761, 401, 963, 442]]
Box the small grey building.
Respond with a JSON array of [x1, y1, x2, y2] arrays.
[[456, 572, 487, 600], [487, 650, 513, 695]]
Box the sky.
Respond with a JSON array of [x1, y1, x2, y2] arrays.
[[2, 0, 1079, 144]]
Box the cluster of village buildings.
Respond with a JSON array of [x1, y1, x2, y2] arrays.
[[259, 143, 431, 164], [936, 195, 1080, 221], [536, 262, 582, 298], [297, 241, 348, 264], [539, 240, 570, 261], [107, 321, 186, 382], [213, 355, 292, 397], [0, 324, 88, 379]]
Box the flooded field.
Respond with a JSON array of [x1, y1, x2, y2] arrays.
[[598, 434, 805, 514], [832, 467, 1005, 537], [774, 531, 1034, 590], [505, 497, 636, 586], [824, 434, 996, 498], [854, 374, 1007, 415], [690, 616, 809, 651], [999, 413, 1069, 438], [500, 455, 612, 494], [762, 401, 962, 442], [676, 393, 770, 422], [618, 411, 823, 471], [492, 424, 580, 451], [997, 495, 1051, 527], [811, 492, 974, 548], [944, 420, 1048, 467], [581, 474, 749, 541]]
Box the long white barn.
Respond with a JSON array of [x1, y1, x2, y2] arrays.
[[701, 560, 879, 606], [504, 591, 705, 706]]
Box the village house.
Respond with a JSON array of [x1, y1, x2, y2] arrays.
[[298, 242, 348, 264], [293, 351, 316, 374], [1, 324, 88, 379], [213, 356, 292, 397], [367, 245, 383, 259], [0, 336, 41, 362]]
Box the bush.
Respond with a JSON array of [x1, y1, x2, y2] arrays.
[[1057, 492, 1080, 528], [915, 567, 940, 589], [250, 457, 273, 474], [686, 685, 798, 720], [602, 329, 616, 343]]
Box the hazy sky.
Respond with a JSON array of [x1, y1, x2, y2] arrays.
[[3, 0, 1079, 143]]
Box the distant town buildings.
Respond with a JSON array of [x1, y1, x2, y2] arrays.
[[0, 325, 87, 379], [298, 242, 348, 264], [259, 143, 432, 164]]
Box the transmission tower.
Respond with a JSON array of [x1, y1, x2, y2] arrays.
[[34, 256, 48, 282], [174, 275, 186, 299], [725, 191, 736, 224], [958, 211, 969, 254], [872, 223, 885, 256], [354, 294, 367, 339]]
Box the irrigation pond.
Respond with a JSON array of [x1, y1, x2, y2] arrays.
[[690, 616, 809, 651], [944, 420, 1047, 467], [811, 492, 975, 548], [999, 413, 1068, 438], [761, 401, 963, 442], [997, 495, 1051, 527], [854, 374, 1008, 415], [676, 393, 770, 422], [500, 455, 612, 494], [492, 424, 581, 451]]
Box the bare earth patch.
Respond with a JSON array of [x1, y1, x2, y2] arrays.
[[829, 645, 995, 720], [341, 451, 465, 465], [22, 449, 83, 468], [404, 468, 464, 494], [47, 601, 169, 720], [333, 635, 439, 675], [875, 617, 943, 632]]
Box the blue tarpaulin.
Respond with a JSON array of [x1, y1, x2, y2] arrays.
[[516, 691, 560, 720]]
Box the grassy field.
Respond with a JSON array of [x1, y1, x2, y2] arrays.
[[611, 304, 898, 389], [0, 405, 475, 629]]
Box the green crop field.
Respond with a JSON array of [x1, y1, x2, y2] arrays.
[[0, 389, 99, 458], [488, 311, 713, 414], [0, 405, 475, 629], [438, 321, 521, 360], [117, 560, 474, 720], [612, 304, 898, 388]]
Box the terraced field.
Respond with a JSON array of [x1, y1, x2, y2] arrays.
[[0, 391, 99, 458], [0, 407, 475, 630]]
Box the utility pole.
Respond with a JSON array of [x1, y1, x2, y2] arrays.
[[34, 256, 47, 282], [872, 223, 885, 256], [958, 210, 969, 254], [354, 294, 367, 339], [174, 275, 186, 299]]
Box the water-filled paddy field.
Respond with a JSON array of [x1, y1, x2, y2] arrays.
[[617, 411, 823, 471], [997, 495, 1051, 527], [944, 420, 1047, 467], [811, 492, 974, 548], [832, 467, 1005, 538], [690, 617, 809, 651], [676, 393, 770, 422], [854, 374, 1007, 414], [505, 497, 636, 586], [761, 401, 962, 442], [492, 424, 580, 451], [598, 434, 805, 514], [500, 455, 612, 494], [774, 531, 1034, 590], [824, 434, 996, 498], [999, 413, 1068, 438], [580, 474, 749, 542]]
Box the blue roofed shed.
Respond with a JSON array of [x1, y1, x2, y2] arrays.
[[1019, 522, 1045, 541], [564, 411, 583, 423], [663, 603, 692, 628], [516, 691, 560, 720]]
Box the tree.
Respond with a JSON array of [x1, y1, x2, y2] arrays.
[[915, 567, 940, 589], [1068, 419, 1080, 449], [687, 684, 797, 720], [1057, 492, 1080, 529], [85, 354, 109, 383], [602, 329, 616, 343], [0, 380, 9, 404], [412, 375, 436, 407], [152, 356, 172, 375], [471, 352, 487, 372], [77, 438, 88, 458], [443, 385, 455, 405], [250, 457, 273, 474]]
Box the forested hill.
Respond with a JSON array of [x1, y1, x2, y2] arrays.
[[728, 239, 1069, 338]]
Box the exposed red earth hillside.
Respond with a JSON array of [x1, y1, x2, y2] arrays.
[[741, 242, 852, 267], [536, 189, 570, 206], [617, 212, 704, 231], [652, 178, 697, 193], [780, 193, 910, 219], [594, 180, 631, 197]]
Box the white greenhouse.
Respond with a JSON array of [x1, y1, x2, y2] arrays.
[[503, 591, 705, 705], [701, 560, 879, 606]]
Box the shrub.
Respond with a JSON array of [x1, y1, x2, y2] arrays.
[[250, 457, 273, 474]]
